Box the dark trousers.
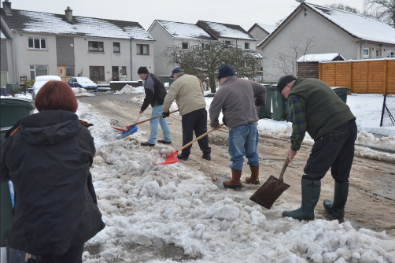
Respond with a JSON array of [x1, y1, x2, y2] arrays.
[[180, 108, 211, 157], [303, 120, 357, 183], [39, 244, 84, 263]]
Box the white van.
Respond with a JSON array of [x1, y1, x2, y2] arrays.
[[32, 75, 62, 99]]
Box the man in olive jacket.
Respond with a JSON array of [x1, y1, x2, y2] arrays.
[[278, 75, 357, 221], [162, 68, 211, 161]]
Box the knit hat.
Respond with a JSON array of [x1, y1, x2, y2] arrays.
[[217, 65, 235, 80], [277, 75, 297, 93], [137, 67, 149, 74], [171, 68, 183, 78]]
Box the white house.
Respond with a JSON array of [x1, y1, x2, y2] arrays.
[[148, 20, 215, 77], [1, 1, 155, 84], [248, 23, 277, 43], [257, 2, 395, 83]]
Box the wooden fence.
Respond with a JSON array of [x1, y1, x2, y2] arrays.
[[319, 59, 395, 94]]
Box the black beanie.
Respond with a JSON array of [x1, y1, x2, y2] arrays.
[[277, 75, 297, 93], [217, 65, 235, 80], [138, 67, 149, 74]]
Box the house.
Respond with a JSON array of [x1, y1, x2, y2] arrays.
[[257, 2, 395, 83], [197, 20, 258, 51], [247, 23, 277, 43], [297, 53, 345, 79], [0, 25, 12, 86], [148, 20, 215, 78], [0, 1, 155, 84]]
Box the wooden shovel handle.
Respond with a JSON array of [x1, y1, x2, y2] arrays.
[[127, 109, 179, 128], [279, 156, 289, 181], [177, 124, 224, 152]]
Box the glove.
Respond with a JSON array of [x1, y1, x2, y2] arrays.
[[162, 111, 170, 118]]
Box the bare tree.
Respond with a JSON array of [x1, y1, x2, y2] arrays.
[[272, 37, 315, 76], [364, 0, 395, 27], [162, 41, 261, 93]]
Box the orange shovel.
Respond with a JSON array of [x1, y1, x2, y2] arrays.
[[156, 124, 224, 165]]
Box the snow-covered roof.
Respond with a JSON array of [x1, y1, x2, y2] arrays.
[[0, 8, 154, 41], [307, 3, 395, 45], [256, 24, 277, 34], [1, 29, 6, 39], [197, 20, 255, 40], [153, 20, 214, 40], [297, 53, 345, 62]]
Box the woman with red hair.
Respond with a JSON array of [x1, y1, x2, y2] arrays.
[[0, 81, 104, 262]]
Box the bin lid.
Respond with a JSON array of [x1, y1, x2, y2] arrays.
[[330, 87, 351, 91], [1, 97, 35, 108]]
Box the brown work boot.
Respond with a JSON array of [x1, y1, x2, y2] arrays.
[[223, 169, 242, 189], [246, 165, 260, 185]]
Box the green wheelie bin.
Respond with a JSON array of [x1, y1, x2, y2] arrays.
[[1, 97, 34, 247], [331, 87, 351, 103], [256, 84, 273, 119], [270, 85, 290, 121]]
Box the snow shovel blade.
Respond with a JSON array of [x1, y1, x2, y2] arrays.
[[250, 157, 290, 209], [250, 176, 290, 209], [155, 151, 178, 165], [112, 126, 128, 132], [115, 125, 138, 140]]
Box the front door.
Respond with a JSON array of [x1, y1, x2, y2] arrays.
[[112, 66, 119, 81], [58, 66, 66, 82]]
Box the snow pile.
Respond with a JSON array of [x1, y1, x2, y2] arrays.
[[72, 87, 95, 97], [115, 85, 144, 94], [74, 101, 395, 263]]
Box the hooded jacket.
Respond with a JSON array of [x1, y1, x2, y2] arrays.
[[0, 110, 105, 255]]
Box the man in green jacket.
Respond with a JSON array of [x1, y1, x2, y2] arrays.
[[162, 68, 211, 161], [278, 75, 357, 221]]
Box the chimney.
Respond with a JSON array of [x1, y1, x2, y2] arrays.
[[3, 0, 12, 16], [65, 6, 73, 23]]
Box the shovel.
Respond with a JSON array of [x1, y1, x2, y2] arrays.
[[156, 124, 223, 165], [250, 157, 290, 209], [114, 110, 179, 139]]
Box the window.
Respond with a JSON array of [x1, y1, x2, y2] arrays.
[[89, 66, 105, 81], [88, 41, 104, 52], [388, 51, 395, 58], [121, 66, 127, 75], [66, 66, 74, 77], [28, 37, 46, 49], [224, 41, 232, 46], [137, 44, 149, 55], [363, 48, 369, 58], [29, 65, 48, 80], [245, 43, 250, 49], [113, 42, 120, 53], [376, 49, 382, 58], [182, 42, 189, 49]]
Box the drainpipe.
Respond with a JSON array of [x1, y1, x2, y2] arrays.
[[7, 37, 14, 83], [15, 30, 20, 83], [130, 38, 133, 81]]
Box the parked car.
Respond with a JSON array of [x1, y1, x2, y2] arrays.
[[68, 77, 97, 91], [32, 75, 62, 99]]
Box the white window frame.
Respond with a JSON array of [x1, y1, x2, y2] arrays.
[[363, 48, 369, 59], [28, 37, 47, 50], [182, 42, 189, 49], [388, 51, 395, 58], [245, 42, 250, 50], [29, 65, 48, 80], [136, 44, 149, 55]]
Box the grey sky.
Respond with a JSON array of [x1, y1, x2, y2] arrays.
[[7, 0, 366, 31]]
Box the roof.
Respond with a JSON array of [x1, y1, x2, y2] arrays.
[[151, 20, 214, 40], [307, 3, 395, 44], [258, 2, 395, 47], [1, 29, 7, 39], [197, 20, 255, 40], [297, 53, 345, 62], [0, 8, 154, 41], [248, 23, 277, 34]]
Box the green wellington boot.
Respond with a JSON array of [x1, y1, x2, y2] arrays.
[[283, 179, 321, 220], [323, 182, 349, 219]]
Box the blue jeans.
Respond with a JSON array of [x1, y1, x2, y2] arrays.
[[147, 105, 171, 144], [228, 123, 259, 170]]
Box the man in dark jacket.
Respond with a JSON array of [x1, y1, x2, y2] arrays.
[[278, 75, 357, 221], [138, 66, 172, 146]]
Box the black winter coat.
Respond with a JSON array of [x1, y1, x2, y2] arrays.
[[0, 110, 105, 255]]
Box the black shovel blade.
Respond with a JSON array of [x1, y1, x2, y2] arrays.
[[250, 175, 290, 209]]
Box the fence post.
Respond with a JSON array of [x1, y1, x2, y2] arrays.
[[349, 62, 353, 92], [383, 59, 388, 95]]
